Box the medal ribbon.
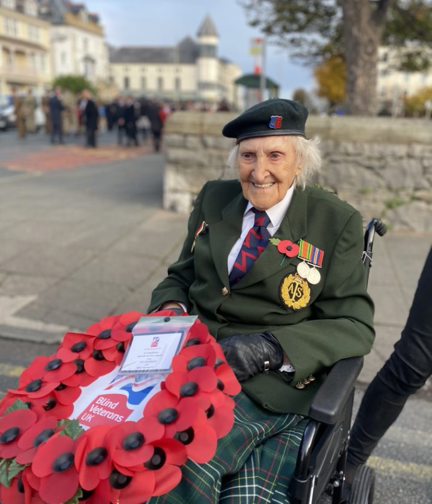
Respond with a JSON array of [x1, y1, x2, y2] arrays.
[[298, 239, 324, 268]]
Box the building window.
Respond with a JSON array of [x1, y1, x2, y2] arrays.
[[5, 18, 18, 36], [158, 77, 163, 91], [175, 77, 181, 91], [141, 77, 146, 90], [83, 38, 88, 51], [61, 51, 67, 66], [2, 0, 16, 9], [24, 0, 38, 16], [28, 25, 39, 41], [124, 76, 130, 90]]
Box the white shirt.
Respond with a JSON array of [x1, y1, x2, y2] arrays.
[[227, 184, 296, 274]]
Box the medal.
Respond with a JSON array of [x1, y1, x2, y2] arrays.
[[307, 267, 321, 285], [296, 261, 310, 279], [280, 273, 311, 310]]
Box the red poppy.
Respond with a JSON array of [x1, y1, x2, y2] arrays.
[[53, 384, 81, 405], [86, 315, 120, 351], [26, 394, 74, 421], [16, 416, 58, 465], [84, 349, 117, 377], [171, 343, 217, 374], [145, 438, 187, 497], [184, 319, 212, 346], [164, 366, 218, 399], [195, 390, 236, 439], [0, 393, 25, 416], [111, 311, 144, 343], [56, 332, 94, 362], [277, 240, 300, 258], [100, 344, 126, 365], [79, 478, 112, 504], [74, 425, 113, 491], [109, 468, 155, 504], [20, 355, 76, 385], [107, 421, 160, 470], [32, 433, 79, 504], [143, 390, 199, 439], [62, 359, 95, 388], [214, 362, 242, 396], [0, 409, 37, 459]]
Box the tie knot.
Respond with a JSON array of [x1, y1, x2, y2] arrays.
[[252, 208, 270, 228]]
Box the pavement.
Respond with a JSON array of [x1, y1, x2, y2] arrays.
[[0, 129, 431, 389]]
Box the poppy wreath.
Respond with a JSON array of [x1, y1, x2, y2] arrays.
[[0, 310, 241, 504]]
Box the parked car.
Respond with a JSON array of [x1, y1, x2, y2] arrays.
[[0, 96, 16, 131]]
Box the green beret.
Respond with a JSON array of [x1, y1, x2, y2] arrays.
[[222, 98, 308, 141]]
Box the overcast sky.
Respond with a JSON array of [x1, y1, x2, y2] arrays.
[[84, 0, 314, 98]]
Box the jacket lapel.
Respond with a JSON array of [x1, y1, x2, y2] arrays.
[[232, 188, 309, 289], [208, 192, 248, 287]]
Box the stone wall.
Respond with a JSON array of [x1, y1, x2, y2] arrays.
[[163, 112, 432, 232]]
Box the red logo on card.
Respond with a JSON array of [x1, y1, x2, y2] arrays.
[[151, 336, 160, 348]]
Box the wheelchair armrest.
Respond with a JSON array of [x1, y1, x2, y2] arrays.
[[308, 356, 363, 424]]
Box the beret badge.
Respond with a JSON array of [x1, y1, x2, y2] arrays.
[[269, 115, 283, 129]]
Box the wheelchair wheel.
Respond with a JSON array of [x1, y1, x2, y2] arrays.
[[349, 465, 375, 504]]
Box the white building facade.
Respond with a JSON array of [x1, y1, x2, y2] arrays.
[[109, 16, 242, 109]]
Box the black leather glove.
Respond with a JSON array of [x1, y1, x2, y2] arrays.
[[219, 332, 284, 382]]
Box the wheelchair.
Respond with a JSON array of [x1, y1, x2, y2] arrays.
[[290, 218, 387, 504]]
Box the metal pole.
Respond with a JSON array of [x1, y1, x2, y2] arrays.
[[259, 36, 266, 102]]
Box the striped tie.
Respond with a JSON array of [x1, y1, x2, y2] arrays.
[[229, 208, 270, 286]]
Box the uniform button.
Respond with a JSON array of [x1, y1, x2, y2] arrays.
[[221, 287, 230, 296]]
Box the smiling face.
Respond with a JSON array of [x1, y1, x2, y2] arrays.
[[237, 136, 300, 211]]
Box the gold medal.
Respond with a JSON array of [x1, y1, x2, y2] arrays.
[[280, 273, 311, 310]]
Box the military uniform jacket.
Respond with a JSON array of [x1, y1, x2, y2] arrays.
[[149, 180, 375, 415]]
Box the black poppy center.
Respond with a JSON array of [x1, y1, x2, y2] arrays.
[[116, 342, 125, 353], [52, 452, 74, 472], [75, 359, 85, 374], [26, 379, 42, 393], [34, 428, 55, 447], [180, 382, 198, 398], [46, 358, 63, 371], [206, 404, 215, 418], [92, 350, 105, 361], [157, 408, 179, 425], [185, 338, 201, 347], [17, 477, 24, 493], [122, 432, 145, 451], [145, 447, 166, 470], [217, 379, 225, 391], [175, 427, 195, 445], [215, 359, 225, 368], [110, 470, 132, 489], [56, 383, 67, 391], [71, 341, 87, 353], [0, 427, 20, 445], [187, 357, 206, 371], [97, 329, 112, 340], [43, 398, 57, 411], [86, 447, 108, 466], [126, 322, 137, 333]]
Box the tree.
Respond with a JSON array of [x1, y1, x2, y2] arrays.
[[314, 56, 346, 108], [52, 75, 96, 96], [241, 0, 432, 116]]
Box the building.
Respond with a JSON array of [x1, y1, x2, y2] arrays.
[[0, 0, 51, 95], [109, 16, 242, 109], [38, 0, 109, 84], [377, 46, 432, 114]]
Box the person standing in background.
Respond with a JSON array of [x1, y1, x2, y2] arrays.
[[49, 88, 65, 145], [81, 89, 99, 148]]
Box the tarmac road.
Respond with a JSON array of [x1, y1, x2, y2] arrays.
[[0, 129, 431, 503]]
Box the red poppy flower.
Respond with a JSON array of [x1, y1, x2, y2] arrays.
[[100, 344, 126, 365], [111, 311, 145, 343], [79, 478, 112, 504], [0, 393, 25, 416], [171, 343, 217, 374], [214, 362, 242, 396], [184, 319, 212, 346], [53, 384, 81, 405], [277, 240, 300, 258], [57, 332, 94, 362], [195, 390, 236, 439], [20, 354, 76, 385], [143, 390, 199, 439], [0, 409, 37, 459], [74, 425, 113, 491], [109, 468, 156, 504], [165, 366, 218, 399], [84, 349, 117, 377], [0, 472, 41, 504], [32, 433, 79, 504], [107, 421, 160, 470], [144, 438, 187, 497], [27, 394, 74, 421], [16, 416, 58, 465], [62, 359, 95, 388], [86, 315, 120, 350]]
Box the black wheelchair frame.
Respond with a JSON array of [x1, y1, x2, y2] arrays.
[[291, 218, 386, 504]]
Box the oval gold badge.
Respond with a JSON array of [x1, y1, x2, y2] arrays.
[[280, 273, 311, 310]]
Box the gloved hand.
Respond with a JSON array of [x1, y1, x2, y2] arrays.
[[219, 332, 284, 382]]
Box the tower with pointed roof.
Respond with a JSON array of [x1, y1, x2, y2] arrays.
[[196, 15, 219, 102]]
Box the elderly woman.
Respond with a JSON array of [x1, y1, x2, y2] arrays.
[[148, 99, 374, 503]]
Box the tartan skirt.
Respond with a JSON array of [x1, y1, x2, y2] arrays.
[[149, 392, 307, 504]]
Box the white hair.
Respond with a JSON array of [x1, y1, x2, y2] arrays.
[[226, 136, 322, 190]]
